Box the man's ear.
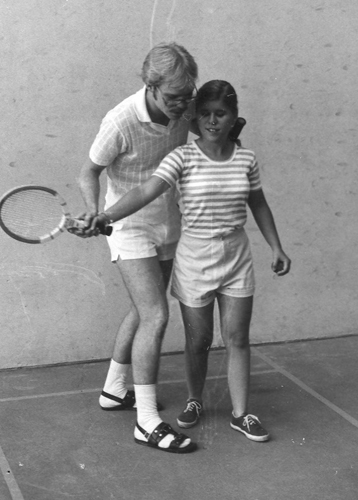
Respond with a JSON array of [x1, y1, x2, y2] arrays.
[[147, 85, 157, 99]]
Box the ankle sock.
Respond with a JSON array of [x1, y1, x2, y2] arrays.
[[134, 384, 190, 449], [134, 384, 162, 432], [99, 360, 130, 408]]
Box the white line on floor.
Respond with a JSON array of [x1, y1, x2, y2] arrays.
[[0, 369, 277, 403], [253, 348, 358, 429], [0, 447, 25, 500]]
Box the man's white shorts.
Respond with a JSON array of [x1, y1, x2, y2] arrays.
[[107, 219, 181, 261]]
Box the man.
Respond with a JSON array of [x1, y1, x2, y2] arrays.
[[77, 43, 198, 453]]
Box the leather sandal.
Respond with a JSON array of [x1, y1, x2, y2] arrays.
[[100, 390, 136, 411], [100, 390, 164, 411], [134, 422, 197, 454]]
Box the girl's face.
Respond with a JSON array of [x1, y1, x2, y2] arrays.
[[196, 98, 237, 144]]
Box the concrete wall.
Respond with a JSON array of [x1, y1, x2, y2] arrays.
[[1, 0, 357, 369]]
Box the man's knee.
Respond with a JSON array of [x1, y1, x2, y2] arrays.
[[141, 305, 169, 333], [126, 306, 140, 325]]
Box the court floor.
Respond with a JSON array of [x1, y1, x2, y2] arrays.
[[0, 335, 357, 500]]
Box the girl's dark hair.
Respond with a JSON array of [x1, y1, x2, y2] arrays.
[[196, 80, 238, 117]]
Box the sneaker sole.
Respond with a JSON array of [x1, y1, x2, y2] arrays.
[[230, 423, 270, 442], [177, 418, 200, 429]]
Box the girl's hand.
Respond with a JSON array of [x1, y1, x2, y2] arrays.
[[271, 250, 291, 276]]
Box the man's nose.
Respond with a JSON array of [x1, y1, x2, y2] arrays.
[[177, 100, 188, 110]]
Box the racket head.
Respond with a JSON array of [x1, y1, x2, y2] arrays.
[[0, 185, 70, 244]]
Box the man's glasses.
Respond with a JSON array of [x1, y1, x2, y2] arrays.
[[158, 87, 197, 107]]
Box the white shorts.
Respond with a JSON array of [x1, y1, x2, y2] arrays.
[[171, 228, 255, 307], [107, 219, 181, 261]]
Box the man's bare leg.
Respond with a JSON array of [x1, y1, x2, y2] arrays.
[[100, 259, 172, 409], [115, 256, 193, 450]]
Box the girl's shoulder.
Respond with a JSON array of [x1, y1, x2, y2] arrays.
[[170, 140, 198, 157], [179, 140, 198, 152], [234, 144, 256, 161], [234, 143, 255, 154]]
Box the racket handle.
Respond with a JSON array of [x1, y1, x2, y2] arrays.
[[67, 218, 112, 236], [97, 220, 113, 236]]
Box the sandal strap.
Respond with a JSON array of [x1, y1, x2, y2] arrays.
[[136, 422, 189, 449], [101, 390, 135, 407]]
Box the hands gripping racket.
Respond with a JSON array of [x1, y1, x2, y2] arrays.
[[0, 185, 112, 244]]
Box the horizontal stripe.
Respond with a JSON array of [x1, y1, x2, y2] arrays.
[[154, 141, 261, 237]]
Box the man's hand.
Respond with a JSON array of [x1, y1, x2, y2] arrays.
[[70, 211, 100, 238]]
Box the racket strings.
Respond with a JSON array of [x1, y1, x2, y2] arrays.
[[0, 190, 65, 239]]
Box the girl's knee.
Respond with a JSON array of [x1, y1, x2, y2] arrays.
[[225, 330, 250, 350], [185, 335, 212, 354]]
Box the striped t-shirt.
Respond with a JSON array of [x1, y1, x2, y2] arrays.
[[153, 141, 262, 238]]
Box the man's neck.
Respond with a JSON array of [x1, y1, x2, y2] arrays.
[[145, 89, 169, 126]]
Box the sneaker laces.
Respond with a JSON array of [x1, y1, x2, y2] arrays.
[[185, 400, 202, 415], [242, 414, 260, 429]]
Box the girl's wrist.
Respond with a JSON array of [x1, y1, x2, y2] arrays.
[[98, 212, 114, 224]]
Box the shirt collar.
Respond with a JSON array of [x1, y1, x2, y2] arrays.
[[133, 86, 152, 123], [133, 85, 190, 131]]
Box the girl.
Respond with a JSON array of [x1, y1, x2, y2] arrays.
[[95, 80, 291, 446]]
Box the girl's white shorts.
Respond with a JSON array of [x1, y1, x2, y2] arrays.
[[171, 228, 255, 308]]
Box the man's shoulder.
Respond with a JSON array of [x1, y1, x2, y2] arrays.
[[105, 93, 138, 123]]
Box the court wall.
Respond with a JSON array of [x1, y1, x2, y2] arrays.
[[1, 0, 357, 368]]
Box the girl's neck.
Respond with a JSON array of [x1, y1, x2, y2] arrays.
[[196, 138, 234, 161]]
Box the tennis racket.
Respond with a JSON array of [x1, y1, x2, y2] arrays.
[[0, 185, 112, 244]]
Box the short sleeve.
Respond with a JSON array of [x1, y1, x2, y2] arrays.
[[152, 148, 184, 187], [89, 116, 127, 166], [248, 155, 262, 191]]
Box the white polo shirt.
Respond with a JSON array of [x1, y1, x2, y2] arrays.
[[89, 86, 191, 224]]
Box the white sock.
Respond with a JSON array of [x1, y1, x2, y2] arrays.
[[99, 360, 130, 408], [134, 384, 162, 432], [134, 384, 190, 449]]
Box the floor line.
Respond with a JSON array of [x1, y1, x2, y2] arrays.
[[0, 369, 277, 403], [0, 446, 24, 500], [253, 347, 358, 429]]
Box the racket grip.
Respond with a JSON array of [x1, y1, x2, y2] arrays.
[[67, 218, 112, 236], [97, 221, 113, 236]]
